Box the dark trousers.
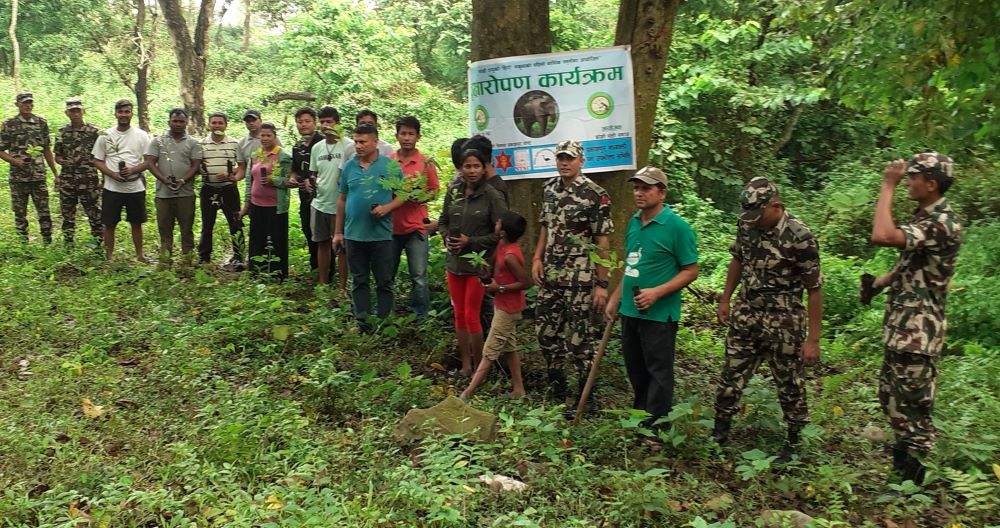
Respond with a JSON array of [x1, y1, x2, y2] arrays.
[[198, 184, 245, 263], [248, 204, 288, 279], [299, 189, 318, 270], [346, 239, 395, 328], [155, 196, 196, 256], [480, 291, 495, 337], [621, 315, 679, 429]]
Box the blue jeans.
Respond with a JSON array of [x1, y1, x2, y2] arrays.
[[392, 231, 430, 318], [346, 239, 395, 328]]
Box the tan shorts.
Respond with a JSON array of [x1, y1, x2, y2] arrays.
[[483, 308, 522, 360]]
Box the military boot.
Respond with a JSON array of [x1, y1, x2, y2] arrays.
[[901, 450, 926, 485], [547, 369, 568, 404], [711, 417, 732, 445], [773, 426, 802, 465], [888, 443, 908, 484]]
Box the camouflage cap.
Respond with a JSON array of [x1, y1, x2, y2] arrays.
[[65, 97, 84, 110], [739, 177, 778, 223], [629, 166, 668, 187], [15, 92, 33, 103], [906, 152, 954, 182], [114, 99, 133, 110], [554, 140, 583, 159]]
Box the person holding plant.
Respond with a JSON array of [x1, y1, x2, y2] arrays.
[[197, 112, 247, 269], [239, 123, 292, 279], [308, 106, 352, 289], [0, 92, 58, 243], [388, 116, 439, 319], [461, 211, 530, 400], [438, 149, 508, 376]]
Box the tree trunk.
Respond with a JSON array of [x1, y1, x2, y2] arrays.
[[134, 0, 157, 132], [8, 0, 20, 93], [241, 0, 251, 51], [160, 0, 215, 134], [470, 0, 550, 259]]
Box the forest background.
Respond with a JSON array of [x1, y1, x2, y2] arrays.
[[0, 0, 999, 526]]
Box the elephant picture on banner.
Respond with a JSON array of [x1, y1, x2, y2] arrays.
[[513, 91, 560, 138]]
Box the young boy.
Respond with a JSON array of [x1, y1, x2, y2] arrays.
[[461, 211, 531, 400]]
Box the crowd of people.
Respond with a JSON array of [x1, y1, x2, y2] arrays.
[[0, 92, 960, 487]]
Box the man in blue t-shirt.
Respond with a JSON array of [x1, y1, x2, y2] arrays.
[[606, 166, 699, 436], [333, 123, 402, 330]]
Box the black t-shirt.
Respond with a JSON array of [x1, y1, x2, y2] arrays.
[[292, 131, 324, 198]]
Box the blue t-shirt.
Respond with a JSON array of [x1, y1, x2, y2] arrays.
[[339, 154, 400, 241]]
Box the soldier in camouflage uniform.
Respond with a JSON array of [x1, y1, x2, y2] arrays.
[[53, 97, 102, 244], [0, 92, 58, 242], [867, 153, 961, 485], [531, 140, 613, 411], [712, 177, 824, 463]]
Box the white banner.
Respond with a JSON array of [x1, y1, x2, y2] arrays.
[[468, 46, 637, 180]]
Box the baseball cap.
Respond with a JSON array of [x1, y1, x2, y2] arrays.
[[15, 92, 33, 103], [554, 140, 583, 159], [243, 109, 262, 121], [114, 99, 133, 110], [65, 97, 84, 110], [739, 177, 778, 223], [629, 166, 668, 187], [906, 152, 954, 182]]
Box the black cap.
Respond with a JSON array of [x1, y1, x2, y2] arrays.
[[242, 109, 262, 121]]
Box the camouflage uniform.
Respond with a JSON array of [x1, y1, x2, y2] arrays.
[[714, 177, 824, 429], [879, 153, 961, 453], [0, 99, 52, 240], [54, 113, 102, 242], [535, 141, 614, 398]]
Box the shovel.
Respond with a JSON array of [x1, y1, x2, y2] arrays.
[[573, 317, 616, 425]]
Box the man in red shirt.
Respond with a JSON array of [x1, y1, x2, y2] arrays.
[[387, 116, 439, 318]]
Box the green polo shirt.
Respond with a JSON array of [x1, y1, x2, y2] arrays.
[[619, 204, 699, 322]]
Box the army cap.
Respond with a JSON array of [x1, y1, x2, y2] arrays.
[[739, 177, 778, 223], [15, 92, 33, 103], [114, 99, 133, 110], [65, 97, 84, 110], [906, 152, 954, 182], [243, 109, 262, 121], [555, 140, 583, 158], [629, 166, 668, 188]]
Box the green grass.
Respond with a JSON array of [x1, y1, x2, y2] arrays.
[[0, 179, 998, 527]]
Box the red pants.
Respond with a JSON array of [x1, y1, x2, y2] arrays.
[[447, 272, 485, 333]]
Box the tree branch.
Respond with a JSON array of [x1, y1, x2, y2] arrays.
[[773, 104, 805, 154]]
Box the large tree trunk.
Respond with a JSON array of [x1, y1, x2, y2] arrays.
[[241, 0, 251, 51], [470, 0, 550, 258], [134, 0, 158, 132], [160, 0, 215, 133], [8, 0, 20, 93]]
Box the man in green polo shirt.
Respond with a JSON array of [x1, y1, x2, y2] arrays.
[[606, 166, 699, 435]]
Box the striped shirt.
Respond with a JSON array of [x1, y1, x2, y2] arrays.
[[199, 135, 244, 188]]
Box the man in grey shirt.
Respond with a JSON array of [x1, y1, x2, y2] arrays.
[[238, 109, 281, 163], [145, 108, 203, 264]]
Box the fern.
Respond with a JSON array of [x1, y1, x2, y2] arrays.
[[942, 466, 1000, 514]]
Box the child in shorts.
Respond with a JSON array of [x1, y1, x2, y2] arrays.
[[460, 211, 530, 400]]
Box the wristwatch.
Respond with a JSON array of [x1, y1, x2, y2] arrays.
[[498, 285, 507, 294], [595, 279, 609, 289]]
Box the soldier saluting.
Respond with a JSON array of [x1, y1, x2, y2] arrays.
[[867, 153, 961, 485], [711, 177, 824, 464]]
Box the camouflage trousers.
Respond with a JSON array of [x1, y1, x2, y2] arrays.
[[714, 319, 809, 428], [536, 285, 598, 385], [10, 180, 52, 240], [58, 175, 102, 241], [879, 348, 937, 452]]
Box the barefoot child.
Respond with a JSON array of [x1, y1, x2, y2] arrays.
[[461, 211, 530, 400]]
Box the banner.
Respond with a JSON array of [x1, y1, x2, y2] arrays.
[[468, 46, 636, 180]]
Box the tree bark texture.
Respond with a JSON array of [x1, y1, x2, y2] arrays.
[[470, 0, 550, 259], [241, 0, 251, 51], [134, 0, 157, 132], [8, 0, 20, 93], [160, 0, 215, 133]]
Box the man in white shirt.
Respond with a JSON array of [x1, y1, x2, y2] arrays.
[[92, 99, 150, 261]]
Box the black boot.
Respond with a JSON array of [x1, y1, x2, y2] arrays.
[[901, 450, 926, 485], [547, 369, 568, 403], [888, 443, 908, 484], [773, 427, 802, 465], [711, 417, 732, 445], [564, 377, 597, 420]]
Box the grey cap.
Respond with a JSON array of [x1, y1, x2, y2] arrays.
[[15, 92, 33, 103], [242, 109, 262, 121], [65, 97, 84, 110], [629, 166, 668, 187]]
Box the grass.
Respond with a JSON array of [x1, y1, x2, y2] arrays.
[[0, 180, 998, 527]]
